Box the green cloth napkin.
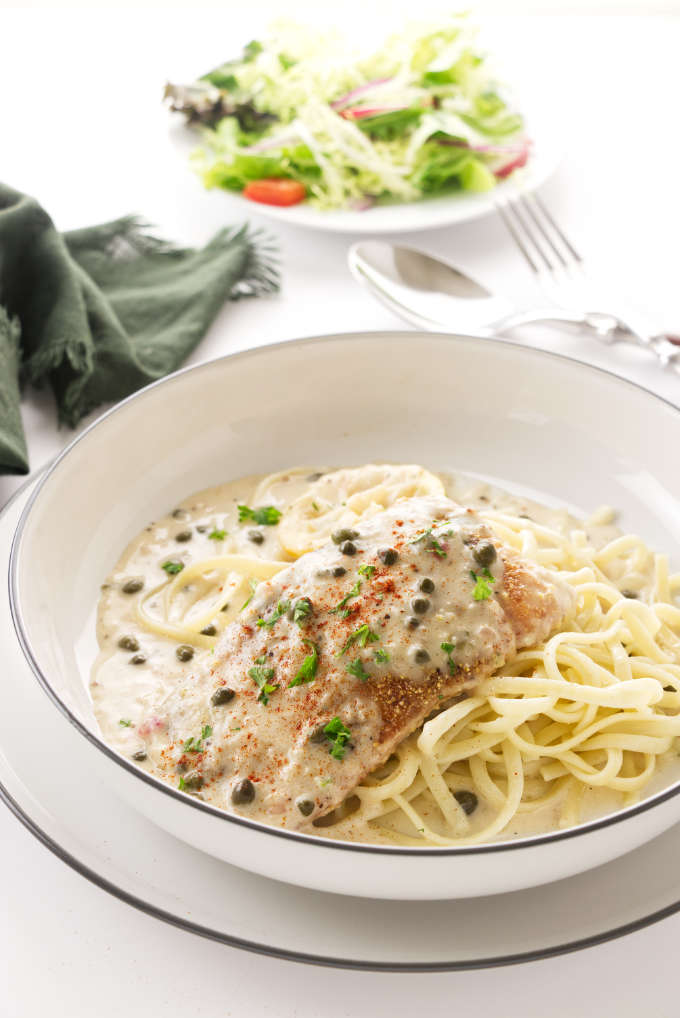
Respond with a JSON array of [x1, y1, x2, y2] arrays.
[[0, 183, 279, 475]]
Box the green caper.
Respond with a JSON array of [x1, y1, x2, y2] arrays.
[[419, 577, 435, 594], [211, 686, 235, 706], [473, 542, 497, 568], [175, 530, 192, 543], [132, 750, 147, 762], [195, 524, 208, 533], [172, 508, 188, 519], [309, 725, 328, 744], [118, 635, 139, 652], [410, 646, 430, 665], [411, 597, 430, 615], [231, 778, 256, 805], [200, 624, 217, 637], [378, 548, 398, 566], [621, 589, 639, 599], [130, 653, 146, 665], [121, 577, 144, 595], [248, 530, 264, 545], [296, 797, 315, 817], [454, 790, 478, 815], [331, 528, 360, 545], [664, 685, 676, 692], [340, 541, 357, 556], [183, 772, 204, 791], [221, 602, 231, 612], [332, 565, 347, 578], [176, 644, 195, 662], [405, 616, 420, 629]]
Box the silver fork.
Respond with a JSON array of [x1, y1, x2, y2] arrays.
[[496, 191, 680, 370]]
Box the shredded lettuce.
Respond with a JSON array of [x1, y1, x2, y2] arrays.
[[169, 16, 527, 210]]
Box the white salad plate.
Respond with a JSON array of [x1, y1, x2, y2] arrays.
[[195, 76, 561, 234], [216, 145, 559, 234], [4, 477, 680, 970], [9, 332, 680, 902], [208, 138, 559, 236]]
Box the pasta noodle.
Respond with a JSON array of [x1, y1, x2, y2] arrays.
[[341, 510, 680, 844]]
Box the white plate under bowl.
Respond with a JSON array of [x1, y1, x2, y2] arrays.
[[10, 332, 680, 900], [4, 477, 680, 971]]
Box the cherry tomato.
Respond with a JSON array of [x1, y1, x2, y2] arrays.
[[242, 178, 307, 206]]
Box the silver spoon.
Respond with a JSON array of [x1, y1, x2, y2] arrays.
[[348, 242, 679, 361]]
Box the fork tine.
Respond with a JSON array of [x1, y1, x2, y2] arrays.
[[518, 194, 570, 271], [530, 193, 583, 265], [495, 199, 543, 274]]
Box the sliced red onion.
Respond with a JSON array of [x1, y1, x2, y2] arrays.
[[340, 105, 408, 121], [348, 195, 376, 211], [493, 142, 530, 178], [330, 77, 394, 110]]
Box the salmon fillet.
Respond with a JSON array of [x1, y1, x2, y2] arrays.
[[156, 496, 575, 829]]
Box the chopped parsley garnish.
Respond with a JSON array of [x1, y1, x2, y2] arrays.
[[292, 597, 312, 626], [330, 578, 362, 614], [374, 648, 390, 664], [347, 658, 370, 682], [323, 717, 352, 761], [118, 718, 132, 727], [183, 724, 213, 753], [162, 560, 184, 575], [470, 568, 495, 601], [240, 577, 259, 611], [358, 563, 376, 579], [256, 599, 290, 630], [311, 502, 320, 512], [338, 623, 380, 656], [238, 504, 282, 526], [178, 776, 187, 791], [249, 655, 279, 704], [441, 641, 456, 675], [429, 537, 446, 558], [208, 528, 226, 541], [408, 528, 446, 558], [288, 640, 319, 687]]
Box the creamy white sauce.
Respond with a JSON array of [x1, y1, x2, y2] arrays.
[[91, 468, 662, 844]]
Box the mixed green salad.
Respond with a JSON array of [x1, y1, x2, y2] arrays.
[[166, 17, 529, 211]]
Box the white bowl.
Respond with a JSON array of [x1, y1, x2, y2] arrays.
[[10, 332, 680, 900]]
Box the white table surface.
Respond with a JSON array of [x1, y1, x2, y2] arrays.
[[2, 7, 680, 1015]]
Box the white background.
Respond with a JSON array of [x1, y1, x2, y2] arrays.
[[2, 6, 680, 1016]]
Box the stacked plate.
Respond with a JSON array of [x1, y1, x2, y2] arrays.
[[5, 332, 680, 970]]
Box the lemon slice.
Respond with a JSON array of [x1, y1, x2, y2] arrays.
[[279, 464, 445, 557]]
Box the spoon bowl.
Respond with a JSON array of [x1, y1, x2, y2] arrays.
[[348, 242, 513, 333]]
